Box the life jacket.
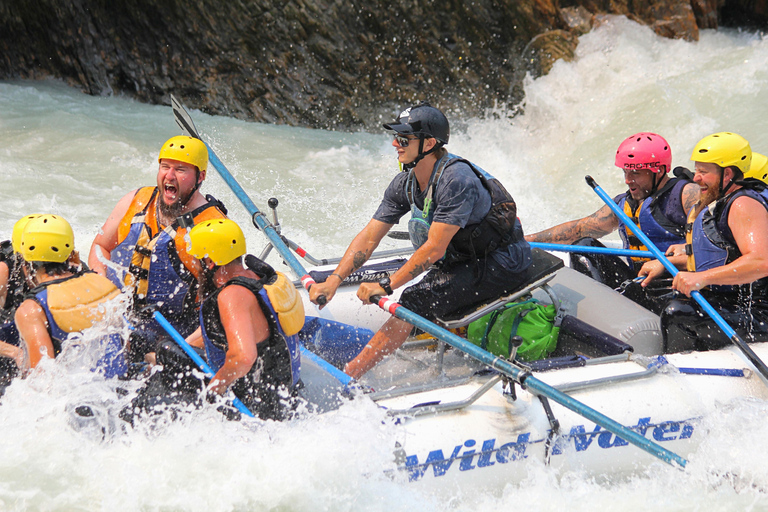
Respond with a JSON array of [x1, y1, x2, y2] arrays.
[[617, 177, 689, 268], [685, 184, 768, 295], [0, 240, 27, 314], [406, 153, 521, 263], [0, 240, 25, 347], [106, 186, 227, 337], [29, 271, 127, 378], [199, 258, 302, 410]]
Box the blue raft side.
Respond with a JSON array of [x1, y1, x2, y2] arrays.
[[299, 316, 374, 368]]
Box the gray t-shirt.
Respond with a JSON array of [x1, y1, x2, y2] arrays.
[[373, 157, 531, 273]]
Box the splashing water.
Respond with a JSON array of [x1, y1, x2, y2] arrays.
[[1, 16, 768, 511]]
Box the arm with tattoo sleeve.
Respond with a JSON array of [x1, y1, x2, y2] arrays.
[[680, 182, 701, 217], [525, 205, 619, 244]]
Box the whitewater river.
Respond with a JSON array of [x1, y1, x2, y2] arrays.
[[2, 16, 768, 511]]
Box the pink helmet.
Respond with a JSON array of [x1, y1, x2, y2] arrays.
[[615, 132, 672, 173]]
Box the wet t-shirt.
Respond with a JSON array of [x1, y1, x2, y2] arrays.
[[373, 158, 531, 273]]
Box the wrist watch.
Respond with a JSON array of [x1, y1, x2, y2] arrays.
[[378, 276, 393, 295]]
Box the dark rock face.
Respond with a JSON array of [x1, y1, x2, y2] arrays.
[[0, 0, 755, 130]]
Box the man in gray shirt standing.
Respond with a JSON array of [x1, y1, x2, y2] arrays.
[[309, 102, 531, 379]]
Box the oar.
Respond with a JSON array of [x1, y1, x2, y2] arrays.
[[152, 311, 255, 418], [586, 175, 768, 382], [387, 231, 654, 259], [367, 294, 687, 467], [170, 95, 326, 305], [530, 242, 653, 259]]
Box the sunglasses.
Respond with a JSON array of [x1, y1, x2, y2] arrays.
[[393, 134, 418, 147]]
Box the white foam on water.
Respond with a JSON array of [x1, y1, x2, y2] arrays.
[[1, 17, 768, 510]]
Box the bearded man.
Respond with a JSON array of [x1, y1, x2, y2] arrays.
[[89, 136, 228, 363]]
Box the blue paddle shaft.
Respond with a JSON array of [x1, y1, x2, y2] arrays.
[[530, 242, 652, 258], [170, 96, 326, 305], [370, 296, 687, 468], [152, 311, 255, 418], [206, 150, 325, 305], [586, 175, 768, 381]]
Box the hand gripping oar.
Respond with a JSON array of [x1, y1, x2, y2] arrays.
[[586, 175, 768, 382], [152, 311, 255, 418], [529, 242, 653, 259], [170, 95, 326, 305], [368, 295, 687, 467]]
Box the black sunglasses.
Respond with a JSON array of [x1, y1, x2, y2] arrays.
[[393, 134, 418, 147]]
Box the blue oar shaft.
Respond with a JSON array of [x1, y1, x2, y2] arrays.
[[152, 311, 255, 418], [371, 296, 687, 467], [530, 242, 652, 258], [206, 150, 320, 294], [586, 175, 768, 381]]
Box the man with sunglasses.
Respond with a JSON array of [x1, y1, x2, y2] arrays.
[[309, 102, 532, 379]]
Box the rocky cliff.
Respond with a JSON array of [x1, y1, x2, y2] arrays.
[[0, 0, 763, 130]]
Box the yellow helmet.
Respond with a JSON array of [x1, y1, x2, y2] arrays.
[[12, 214, 41, 253], [745, 152, 768, 183], [188, 219, 246, 266], [690, 132, 752, 174], [20, 214, 75, 263], [158, 136, 208, 172]]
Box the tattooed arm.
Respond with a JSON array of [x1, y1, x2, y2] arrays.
[[524, 205, 619, 244], [309, 219, 392, 307], [680, 182, 701, 216]]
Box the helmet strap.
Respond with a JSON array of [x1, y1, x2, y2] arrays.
[[719, 166, 738, 197], [650, 172, 661, 196], [182, 170, 202, 207], [405, 137, 443, 171]]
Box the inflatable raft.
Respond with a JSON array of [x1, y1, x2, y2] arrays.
[[295, 248, 768, 486]]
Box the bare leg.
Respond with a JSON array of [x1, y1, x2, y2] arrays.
[[344, 316, 413, 379]]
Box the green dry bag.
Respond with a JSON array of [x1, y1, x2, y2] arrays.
[[467, 298, 559, 361]]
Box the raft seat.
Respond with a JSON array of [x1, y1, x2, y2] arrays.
[[436, 248, 565, 329], [406, 249, 565, 372]]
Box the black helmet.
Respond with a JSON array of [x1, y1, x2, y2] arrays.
[[383, 102, 450, 145]]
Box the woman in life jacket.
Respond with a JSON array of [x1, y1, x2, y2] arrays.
[[13, 214, 126, 377], [183, 219, 302, 420], [0, 214, 42, 363]]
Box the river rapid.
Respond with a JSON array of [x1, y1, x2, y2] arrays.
[[1, 16, 768, 512]]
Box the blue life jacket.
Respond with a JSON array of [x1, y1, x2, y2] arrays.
[[616, 178, 689, 269], [30, 273, 127, 378], [688, 185, 768, 295], [199, 276, 300, 400]]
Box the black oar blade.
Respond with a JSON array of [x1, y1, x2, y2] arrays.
[[171, 94, 201, 139]]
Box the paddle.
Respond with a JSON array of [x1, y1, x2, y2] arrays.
[[367, 294, 687, 467], [170, 95, 326, 305], [152, 311, 255, 418], [529, 242, 653, 259], [586, 175, 768, 382], [168, 97, 686, 465], [388, 230, 655, 259]]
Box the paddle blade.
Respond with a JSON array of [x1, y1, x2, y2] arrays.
[[171, 94, 201, 139]]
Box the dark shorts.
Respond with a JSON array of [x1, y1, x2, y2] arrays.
[[399, 258, 530, 322]]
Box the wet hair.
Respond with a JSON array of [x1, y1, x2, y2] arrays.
[[197, 263, 218, 301], [29, 260, 69, 276]]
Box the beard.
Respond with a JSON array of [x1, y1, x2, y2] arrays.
[[700, 184, 721, 207], [157, 193, 185, 222]]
